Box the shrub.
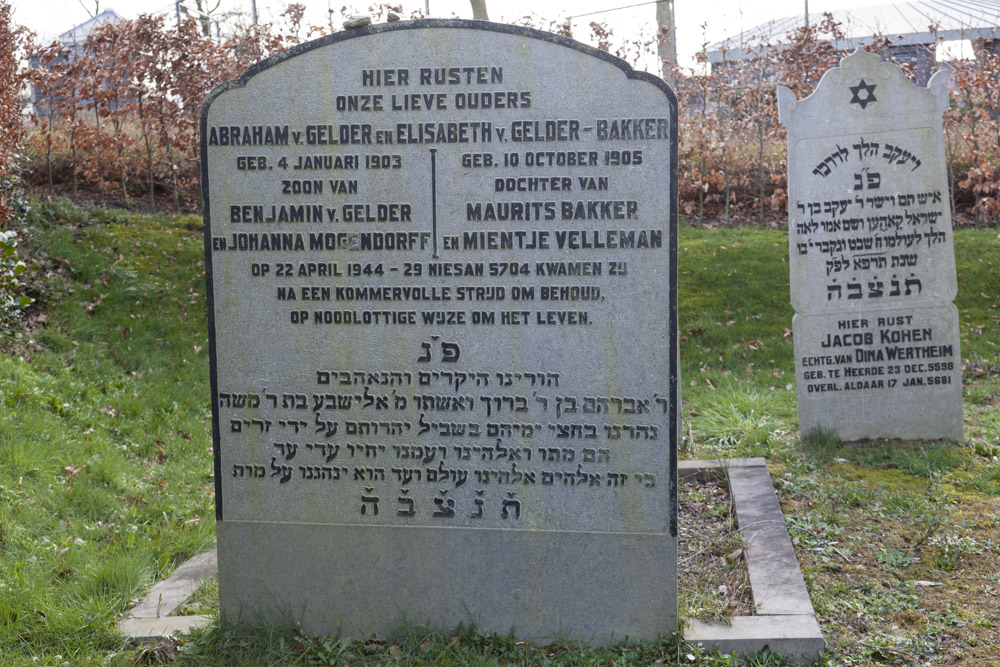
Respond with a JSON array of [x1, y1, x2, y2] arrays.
[[0, 0, 34, 330]]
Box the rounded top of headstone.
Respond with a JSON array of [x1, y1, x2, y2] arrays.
[[201, 19, 677, 115], [778, 48, 949, 135]]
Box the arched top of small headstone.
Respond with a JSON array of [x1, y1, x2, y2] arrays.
[[778, 48, 949, 136]]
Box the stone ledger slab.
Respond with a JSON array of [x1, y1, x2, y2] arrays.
[[202, 19, 679, 643], [778, 49, 961, 441]]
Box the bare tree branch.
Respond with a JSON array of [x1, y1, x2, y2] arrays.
[[77, 0, 100, 18]]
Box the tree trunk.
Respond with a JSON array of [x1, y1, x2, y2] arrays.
[[115, 121, 129, 206], [469, 0, 489, 21], [162, 123, 180, 212], [120, 155, 129, 206], [758, 119, 766, 226], [70, 127, 78, 198], [756, 81, 766, 227], [139, 94, 155, 211], [45, 106, 54, 197], [943, 124, 956, 223], [698, 96, 707, 223], [45, 138, 53, 198], [722, 137, 730, 225], [656, 0, 676, 86]]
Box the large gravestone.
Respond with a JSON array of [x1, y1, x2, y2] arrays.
[[202, 20, 679, 642], [778, 49, 962, 441]]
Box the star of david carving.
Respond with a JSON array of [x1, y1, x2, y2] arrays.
[[849, 79, 877, 109]]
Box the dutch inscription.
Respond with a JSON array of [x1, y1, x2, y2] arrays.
[[203, 20, 678, 642]]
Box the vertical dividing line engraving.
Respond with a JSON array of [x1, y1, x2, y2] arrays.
[[430, 148, 439, 258]]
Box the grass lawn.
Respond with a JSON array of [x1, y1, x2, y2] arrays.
[[1, 201, 998, 665]]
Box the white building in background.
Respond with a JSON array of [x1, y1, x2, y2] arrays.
[[706, 0, 1000, 84], [58, 8, 125, 47], [28, 9, 125, 109]]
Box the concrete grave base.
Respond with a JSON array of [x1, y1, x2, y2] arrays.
[[216, 522, 675, 644], [120, 459, 823, 663], [680, 458, 825, 665]]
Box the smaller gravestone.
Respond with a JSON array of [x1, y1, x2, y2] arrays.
[[778, 49, 962, 441]]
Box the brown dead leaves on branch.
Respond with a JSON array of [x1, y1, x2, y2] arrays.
[[672, 12, 1000, 227], [676, 14, 846, 226], [16, 7, 1000, 226], [23, 8, 326, 211], [0, 1, 31, 228]]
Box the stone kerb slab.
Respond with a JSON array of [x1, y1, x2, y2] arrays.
[[202, 20, 679, 643], [679, 460, 824, 664], [778, 49, 962, 442], [118, 550, 217, 642]]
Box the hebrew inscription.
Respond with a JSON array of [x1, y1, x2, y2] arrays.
[[790, 129, 954, 312]]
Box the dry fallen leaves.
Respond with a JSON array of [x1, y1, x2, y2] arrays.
[[362, 637, 385, 655], [63, 465, 84, 486], [84, 294, 106, 313]]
